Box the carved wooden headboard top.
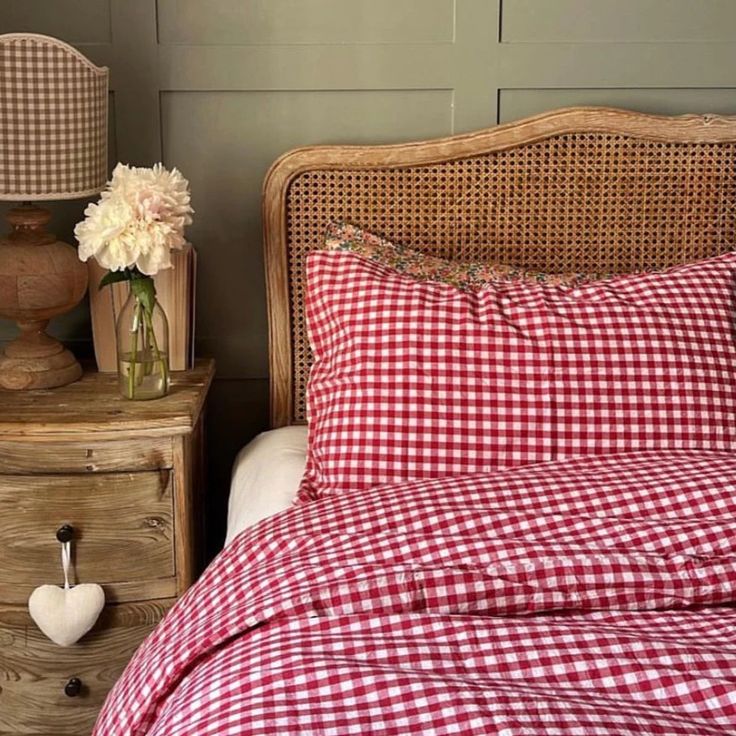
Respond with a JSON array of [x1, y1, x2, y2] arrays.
[[263, 107, 736, 428]]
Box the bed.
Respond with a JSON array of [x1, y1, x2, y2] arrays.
[[95, 107, 736, 734]]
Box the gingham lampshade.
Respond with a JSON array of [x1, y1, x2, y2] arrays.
[[0, 33, 108, 201]]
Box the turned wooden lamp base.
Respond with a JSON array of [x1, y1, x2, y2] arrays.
[[0, 320, 82, 390], [0, 204, 88, 391]]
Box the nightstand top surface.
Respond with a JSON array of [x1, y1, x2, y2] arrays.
[[0, 359, 214, 440]]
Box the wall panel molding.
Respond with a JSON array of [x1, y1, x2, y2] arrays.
[[451, 0, 499, 131], [498, 87, 736, 123], [500, 0, 736, 43], [109, 0, 161, 165], [158, 44, 459, 91], [498, 42, 736, 89], [157, 0, 456, 46]]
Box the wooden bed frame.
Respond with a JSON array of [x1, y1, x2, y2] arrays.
[[263, 106, 736, 429]]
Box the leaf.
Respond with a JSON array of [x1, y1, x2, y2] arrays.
[[98, 270, 131, 290], [130, 276, 157, 314]]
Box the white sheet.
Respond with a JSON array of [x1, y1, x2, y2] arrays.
[[226, 425, 308, 544]]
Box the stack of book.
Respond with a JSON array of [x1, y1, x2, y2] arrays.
[[88, 244, 196, 371]]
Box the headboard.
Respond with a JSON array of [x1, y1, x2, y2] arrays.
[[263, 106, 736, 428]]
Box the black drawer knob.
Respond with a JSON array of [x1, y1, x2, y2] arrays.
[[64, 677, 82, 697], [56, 524, 74, 543]]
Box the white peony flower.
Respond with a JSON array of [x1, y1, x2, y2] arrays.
[[75, 163, 194, 276]]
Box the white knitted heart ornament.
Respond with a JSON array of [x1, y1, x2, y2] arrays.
[[28, 540, 105, 647]]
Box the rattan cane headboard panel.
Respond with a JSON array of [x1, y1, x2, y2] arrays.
[[263, 107, 736, 427]]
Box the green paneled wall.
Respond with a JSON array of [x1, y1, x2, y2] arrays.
[[157, 0, 456, 45], [2, 0, 735, 555]]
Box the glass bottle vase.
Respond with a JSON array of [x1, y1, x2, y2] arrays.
[[116, 279, 170, 400]]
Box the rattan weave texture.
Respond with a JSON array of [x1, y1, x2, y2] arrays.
[[284, 133, 736, 422]]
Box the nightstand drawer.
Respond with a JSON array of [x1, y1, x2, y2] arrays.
[[0, 437, 173, 473], [0, 473, 176, 605], [0, 599, 174, 735]]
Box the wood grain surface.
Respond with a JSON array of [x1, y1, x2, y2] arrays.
[[0, 437, 173, 474], [0, 599, 173, 735], [0, 359, 214, 441], [0, 472, 175, 605]]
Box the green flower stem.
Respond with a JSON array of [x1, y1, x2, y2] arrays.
[[142, 309, 153, 377], [142, 304, 169, 389], [127, 301, 141, 399]]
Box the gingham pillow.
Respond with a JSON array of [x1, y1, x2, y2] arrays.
[[301, 234, 736, 500]]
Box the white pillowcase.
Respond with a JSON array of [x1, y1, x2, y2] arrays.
[[226, 426, 308, 545]]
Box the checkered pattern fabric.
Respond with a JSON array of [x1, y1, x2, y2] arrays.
[[0, 33, 108, 200], [95, 451, 736, 734], [301, 249, 736, 499]]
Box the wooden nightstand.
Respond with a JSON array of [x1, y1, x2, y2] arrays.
[[0, 359, 214, 735]]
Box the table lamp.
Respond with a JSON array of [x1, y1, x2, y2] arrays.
[[0, 33, 108, 390]]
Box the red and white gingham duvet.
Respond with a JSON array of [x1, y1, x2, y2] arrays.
[[96, 450, 736, 735]]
